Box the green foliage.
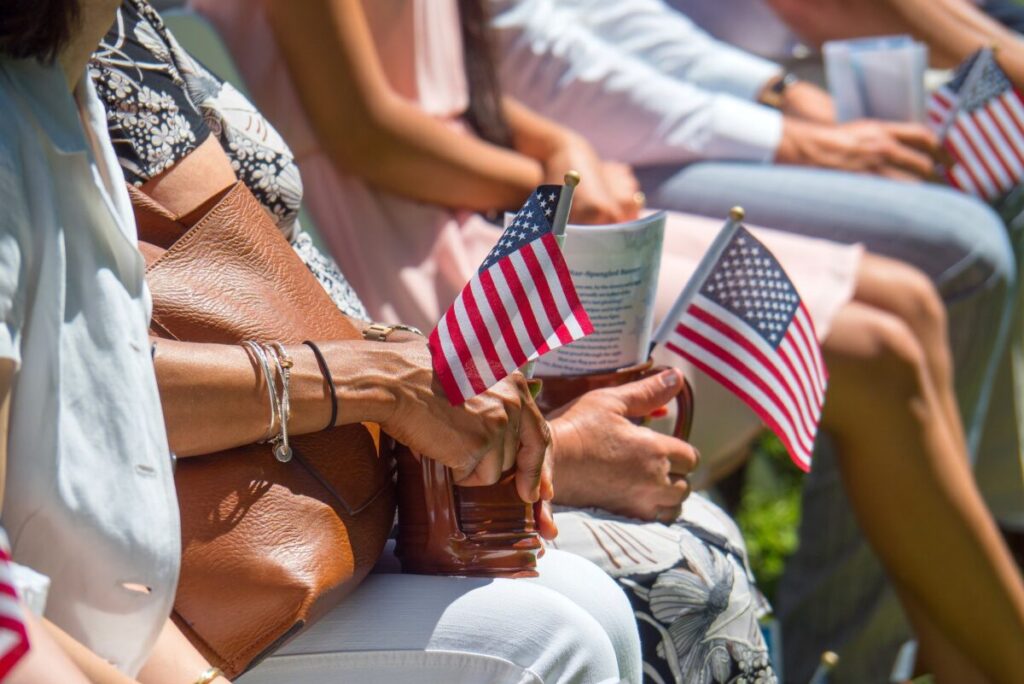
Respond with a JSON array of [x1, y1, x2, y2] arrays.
[[734, 433, 803, 602]]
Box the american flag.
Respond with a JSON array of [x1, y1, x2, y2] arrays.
[[429, 185, 593, 405], [927, 48, 1024, 201], [0, 547, 28, 679], [658, 222, 826, 471]]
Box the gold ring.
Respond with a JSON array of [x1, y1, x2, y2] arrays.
[[633, 191, 646, 208]]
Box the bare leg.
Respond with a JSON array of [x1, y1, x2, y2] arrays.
[[899, 590, 993, 683], [850, 256, 991, 679], [853, 254, 967, 457], [821, 301, 1024, 681]]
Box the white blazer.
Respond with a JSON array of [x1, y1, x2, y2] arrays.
[[0, 57, 179, 676]]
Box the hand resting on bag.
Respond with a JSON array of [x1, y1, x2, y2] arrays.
[[155, 336, 553, 514]]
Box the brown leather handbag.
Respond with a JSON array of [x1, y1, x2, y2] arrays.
[[131, 182, 396, 678]]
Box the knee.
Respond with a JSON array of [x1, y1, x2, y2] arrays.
[[846, 312, 930, 402], [533, 550, 641, 680], [506, 582, 624, 682], [890, 266, 951, 358]]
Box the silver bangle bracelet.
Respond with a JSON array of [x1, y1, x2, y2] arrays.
[[267, 342, 293, 463], [243, 340, 279, 444]]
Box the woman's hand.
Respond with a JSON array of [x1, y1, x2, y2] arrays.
[[600, 160, 643, 222], [355, 338, 552, 505], [543, 134, 639, 224], [546, 369, 699, 523]]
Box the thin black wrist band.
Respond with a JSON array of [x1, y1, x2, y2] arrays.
[[303, 340, 337, 431]]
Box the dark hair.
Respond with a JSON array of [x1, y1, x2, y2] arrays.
[[0, 0, 81, 63], [459, 0, 513, 148]]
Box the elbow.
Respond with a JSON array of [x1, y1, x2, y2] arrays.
[[314, 95, 405, 178]]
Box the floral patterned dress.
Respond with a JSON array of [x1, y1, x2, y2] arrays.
[[87, 0, 368, 319], [552, 496, 777, 684]]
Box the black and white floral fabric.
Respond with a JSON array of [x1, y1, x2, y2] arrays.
[[551, 495, 777, 683], [89, 0, 368, 319]]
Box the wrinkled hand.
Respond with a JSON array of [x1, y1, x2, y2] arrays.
[[543, 134, 639, 224], [776, 118, 940, 180], [547, 368, 699, 522], [370, 338, 552, 506]]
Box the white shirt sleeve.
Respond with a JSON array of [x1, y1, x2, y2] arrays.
[[0, 140, 27, 368], [560, 0, 783, 101], [491, 0, 783, 165]]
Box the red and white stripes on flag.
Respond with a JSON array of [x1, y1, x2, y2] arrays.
[[0, 548, 29, 679], [429, 185, 592, 404], [656, 221, 827, 471], [665, 297, 826, 471], [927, 49, 1024, 201]]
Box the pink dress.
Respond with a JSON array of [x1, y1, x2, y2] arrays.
[[193, 0, 862, 464]]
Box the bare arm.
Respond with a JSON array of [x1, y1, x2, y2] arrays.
[[43, 617, 232, 684], [154, 336, 550, 502], [503, 97, 642, 222], [5, 614, 93, 684], [264, 0, 542, 212], [769, 0, 1023, 70], [886, 0, 1024, 82]]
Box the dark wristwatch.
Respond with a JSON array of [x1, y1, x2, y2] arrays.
[[760, 72, 799, 110]]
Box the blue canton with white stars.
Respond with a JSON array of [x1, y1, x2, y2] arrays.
[[700, 226, 800, 348], [949, 49, 1012, 111], [480, 184, 561, 273]]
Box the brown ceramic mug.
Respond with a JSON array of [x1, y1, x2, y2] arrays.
[[396, 360, 693, 577]]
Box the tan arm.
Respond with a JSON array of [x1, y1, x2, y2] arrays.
[[4, 614, 92, 684], [886, 0, 1024, 83], [42, 620, 138, 684], [264, 0, 542, 212], [44, 618, 231, 684]]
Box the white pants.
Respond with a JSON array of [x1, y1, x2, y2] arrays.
[[239, 546, 641, 684]]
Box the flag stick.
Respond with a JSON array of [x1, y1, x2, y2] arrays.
[[650, 206, 745, 351], [521, 171, 581, 380], [551, 170, 580, 240], [808, 651, 839, 684]]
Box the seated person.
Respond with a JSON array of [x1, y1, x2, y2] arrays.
[[90, 2, 776, 680], [672, 0, 1024, 66], [0, 1, 642, 682], [486, 0, 1024, 677], [188, 0, 1024, 682]]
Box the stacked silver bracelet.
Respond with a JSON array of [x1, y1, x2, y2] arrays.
[[243, 341, 293, 463]]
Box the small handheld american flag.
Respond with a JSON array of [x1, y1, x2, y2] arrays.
[[429, 182, 593, 405], [652, 209, 827, 471], [0, 546, 29, 679], [927, 47, 1024, 201]]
